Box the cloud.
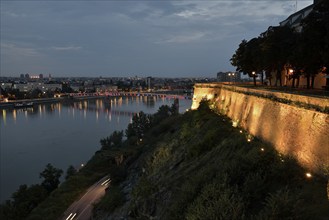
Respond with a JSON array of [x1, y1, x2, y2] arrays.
[[0, 0, 314, 77], [157, 32, 207, 44], [51, 46, 82, 51], [1, 42, 41, 57], [2, 10, 26, 18]]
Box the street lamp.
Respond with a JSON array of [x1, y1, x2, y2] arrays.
[[228, 73, 235, 85], [252, 71, 256, 86]]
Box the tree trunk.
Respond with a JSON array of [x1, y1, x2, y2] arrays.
[[296, 76, 300, 88], [306, 75, 311, 89], [327, 180, 329, 201], [311, 74, 315, 89], [275, 70, 280, 86], [261, 72, 264, 85], [276, 69, 282, 87], [292, 78, 295, 88]]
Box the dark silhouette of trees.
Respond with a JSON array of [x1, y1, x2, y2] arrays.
[[40, 163, 63, 193], [126, 111, 152, 139], [298, 0, 329, 88], [231, 0, 328, 89], [100, 130, 124, 150], [261, 26, 296, 86], [0, 184, 48, 220], [65, 165, 77, 180], [0, 164, 62, 220]]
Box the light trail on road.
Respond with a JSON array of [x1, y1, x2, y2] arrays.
[[62, 175, 110, 220]]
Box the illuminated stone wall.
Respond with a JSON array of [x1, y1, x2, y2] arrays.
[[192, 83, 329, 171]]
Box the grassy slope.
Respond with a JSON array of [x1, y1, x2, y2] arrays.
[[95, 105, 329, 219]]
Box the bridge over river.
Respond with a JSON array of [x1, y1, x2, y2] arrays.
[[68, 92, 191, 100]]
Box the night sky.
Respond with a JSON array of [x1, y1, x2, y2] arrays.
[[1, 0, 313, 78]]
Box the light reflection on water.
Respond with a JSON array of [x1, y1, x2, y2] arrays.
[[0, 97, 191, 202]]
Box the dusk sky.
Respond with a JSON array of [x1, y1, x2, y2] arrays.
[[1, 0, 313, 78]]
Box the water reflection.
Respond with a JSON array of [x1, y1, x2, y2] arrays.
[[2, 109, 6, 126], [0, 97, 188, 125], [0, 97, 191, 202]]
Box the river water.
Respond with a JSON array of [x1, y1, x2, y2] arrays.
[[0, 96, 191, 202]]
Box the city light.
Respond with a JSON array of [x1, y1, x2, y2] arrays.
[[260, 148, 264, 151], [239, 130, 243, 133]]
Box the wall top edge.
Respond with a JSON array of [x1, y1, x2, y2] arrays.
[[193, 83, 329, 109]]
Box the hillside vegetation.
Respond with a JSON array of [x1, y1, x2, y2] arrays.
[[93, 101, 329, 220]]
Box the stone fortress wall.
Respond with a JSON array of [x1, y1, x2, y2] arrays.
[[192, 83, 329, 172]]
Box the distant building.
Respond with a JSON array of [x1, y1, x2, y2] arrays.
[[14, 82, 61, 92], [217, 72, 241, 83], [0, 83, 13, 90], [30, 75, 40, 80], [25, 73, 30, 79], [146, 77, 153, 91], [95, 85, 118, 93]]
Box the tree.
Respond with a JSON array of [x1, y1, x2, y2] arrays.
[[125, 111, 152, 139], [297, 0, 329, 88], [231, 37, 264, 86], [100, 130, 124, 150], [153, 105, 174, 123], [260, 26, 296, 87], [0, 184, 48, 220], [39, 163, 63, 193], [65, 165, 77, 180]]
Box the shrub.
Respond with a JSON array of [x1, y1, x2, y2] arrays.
[[93, 186, 125, 212], [255, 188, 302, 220], [186, 181, 245, 220]]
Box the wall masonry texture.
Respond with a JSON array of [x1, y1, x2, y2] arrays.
[[192, 83, 329, 171]]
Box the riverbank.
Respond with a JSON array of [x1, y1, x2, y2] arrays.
[[0, 98, 62, 109]]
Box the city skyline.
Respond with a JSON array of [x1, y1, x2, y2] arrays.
[[1, 0, 313, 78]]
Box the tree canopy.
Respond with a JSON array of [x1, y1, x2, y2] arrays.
[[231, 0, 328, 88], [39, 163, 63, 193]]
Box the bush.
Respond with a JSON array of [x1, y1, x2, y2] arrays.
[[255, 188, 302, 220], [93, 186, 125, 212], [186, 181, 245, 220]]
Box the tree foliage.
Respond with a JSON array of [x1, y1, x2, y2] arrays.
[[231, 1, 329, 88], [39, 163, 63, 193], [0, 184, 48, 220], [65, 165, 77, 180], [100, 130, 124, 150], [125, 111, 152, 139]]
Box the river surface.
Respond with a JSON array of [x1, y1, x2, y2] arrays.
[[0, 96, 191, 202]]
